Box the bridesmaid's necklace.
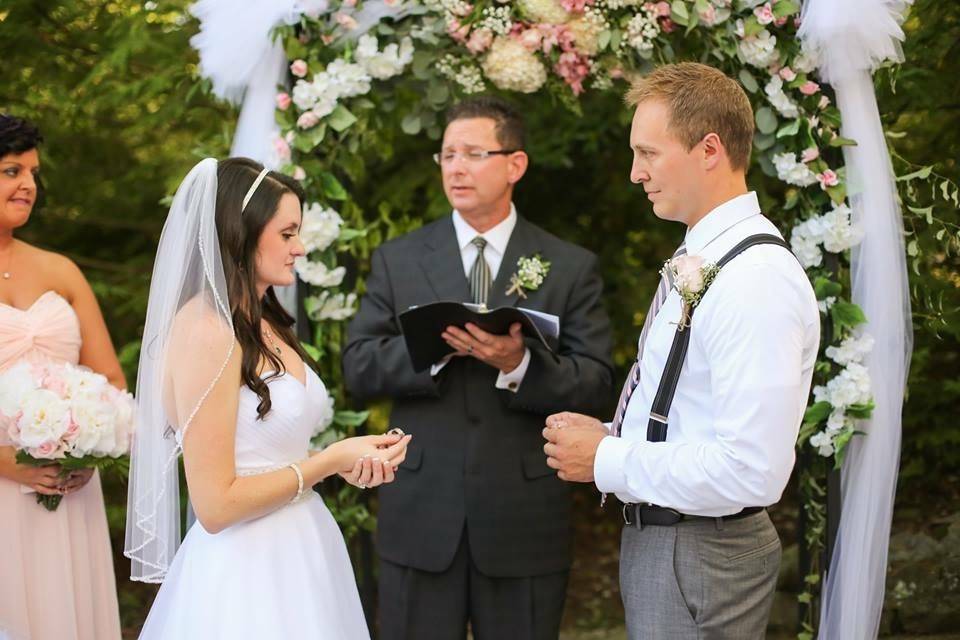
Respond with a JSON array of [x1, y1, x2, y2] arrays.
[[262, 325, 283, 356], [1, 242, 12, 280]]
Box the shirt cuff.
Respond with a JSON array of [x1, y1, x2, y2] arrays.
[[594, 435, 635, 496], [430, 357, 450, 377], [495, 348, 530, 393]]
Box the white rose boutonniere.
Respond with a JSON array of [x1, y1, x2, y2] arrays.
[[662, 254, 720, 330], [506, 254, 551, 299]]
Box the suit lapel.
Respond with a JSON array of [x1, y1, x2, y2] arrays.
[[420, 217, 472, 302], [487, 217, 540, 309]]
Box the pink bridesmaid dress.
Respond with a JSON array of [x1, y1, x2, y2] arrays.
[[0, 290, 122, 640]]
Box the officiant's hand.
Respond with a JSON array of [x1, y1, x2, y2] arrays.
[[442, 322, 525, 374], [542, 412, 607, 483]]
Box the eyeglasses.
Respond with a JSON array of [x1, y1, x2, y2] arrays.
[[432, 149, 519, 165]]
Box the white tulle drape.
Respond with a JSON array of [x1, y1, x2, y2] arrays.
[[798, 1, 914, 638]]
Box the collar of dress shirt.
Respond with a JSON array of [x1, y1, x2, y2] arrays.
[[452, 203, 517, 256], [683, 192, 761, 256]]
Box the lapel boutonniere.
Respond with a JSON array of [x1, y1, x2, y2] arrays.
[[506, 254, 551, 299], [662, 254, 720, 331]]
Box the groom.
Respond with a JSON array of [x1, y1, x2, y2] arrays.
[[543, 63, 820, 639], [343, 96, 614, 639]]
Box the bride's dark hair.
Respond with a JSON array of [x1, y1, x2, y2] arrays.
[[215, 157, 315, 420]]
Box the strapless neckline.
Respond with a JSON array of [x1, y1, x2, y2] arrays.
[[0, 290, 70, 314]]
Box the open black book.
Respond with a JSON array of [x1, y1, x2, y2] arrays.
[[398, 302, 560, 373]]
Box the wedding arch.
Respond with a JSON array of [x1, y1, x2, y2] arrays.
[[191, 0, 915, 636]]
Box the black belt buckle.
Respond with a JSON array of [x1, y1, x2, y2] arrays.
[[623, 504, 684, 528]]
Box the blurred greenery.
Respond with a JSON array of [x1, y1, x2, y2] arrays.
[[1, 0, 957, 636]]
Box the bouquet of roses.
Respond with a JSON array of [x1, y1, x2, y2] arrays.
[[0, 361, 135, 511]]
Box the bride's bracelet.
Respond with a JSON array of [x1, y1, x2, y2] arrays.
[[287, 462, 305, 503]]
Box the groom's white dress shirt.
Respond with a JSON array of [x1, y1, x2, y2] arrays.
[[594, 192, 820, 517], [429, 203, 531, 391]]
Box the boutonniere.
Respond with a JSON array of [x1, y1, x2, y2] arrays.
[[506, 254, 551, 299], [662, 254, 720, 330]]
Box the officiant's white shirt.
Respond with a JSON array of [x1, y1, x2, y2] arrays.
[[430, 204, 531, 390], [594, 192, 820, 516]]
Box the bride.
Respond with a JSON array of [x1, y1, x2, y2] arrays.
[[125, 157, 410, 638]]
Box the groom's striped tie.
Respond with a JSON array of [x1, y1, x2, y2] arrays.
[[610, 243, 687, 438], [469, 236, 492, 306]]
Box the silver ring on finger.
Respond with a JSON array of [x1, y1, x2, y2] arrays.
[[359, 483, 367, 489], [467, 345, 473, 353]]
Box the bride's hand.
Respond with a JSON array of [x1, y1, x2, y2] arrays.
[[327, 433, 412, 479], [339, 455, 396, 489]]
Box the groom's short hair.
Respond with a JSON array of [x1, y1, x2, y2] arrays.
[[445, 96, 526, 151], [625, 63, 754, 171]]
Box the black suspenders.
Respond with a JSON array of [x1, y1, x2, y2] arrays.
[[645, 234, 795, 443]]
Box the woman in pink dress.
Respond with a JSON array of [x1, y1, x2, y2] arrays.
[[0, 115, 123, 640]]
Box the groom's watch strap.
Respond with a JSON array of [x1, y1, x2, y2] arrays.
[[645, 234, 795, 443]]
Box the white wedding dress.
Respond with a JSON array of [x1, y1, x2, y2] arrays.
[[138, 369, 370, 639]]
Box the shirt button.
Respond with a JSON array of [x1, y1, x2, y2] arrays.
[[508, 382, 518, 390]]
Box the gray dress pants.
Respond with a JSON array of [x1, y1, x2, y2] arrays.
[[620, 510, 781, 640]]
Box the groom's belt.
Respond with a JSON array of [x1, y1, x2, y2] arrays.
[[622, 504, 764, 528]]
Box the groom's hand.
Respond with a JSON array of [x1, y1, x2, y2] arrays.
[[543, 412, 607, 483], [442, 322, 525, 374]]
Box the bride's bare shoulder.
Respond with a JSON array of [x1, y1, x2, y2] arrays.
[[169, 296, 238, 353]]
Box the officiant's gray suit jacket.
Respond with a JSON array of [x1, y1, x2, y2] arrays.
[[342, 214, 614, 578]]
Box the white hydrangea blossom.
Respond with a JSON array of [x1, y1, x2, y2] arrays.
[[356, 35, 415, 80], [814, 362, 872, 410], [819, 203, 864, 253], [737, 24, 778, 68], [325, 59, 372, 98], [825, 333, 875, 367], [519, 0, 569, 24], [295, 257, 347, 288], [481, 37, 547, 93], [625, 7, 660, 54], [764, 75, 800, 119], [793, 50, 819, 74], [818, 296, 836, 314], [306, 291, 358, 321], [300, 203, 343, 253], [790, 202, 864, 269], [809, 430, 834, 457], [773, 152, 818, 187]]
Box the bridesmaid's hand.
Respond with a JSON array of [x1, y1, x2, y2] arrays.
[[14, 463, 64, 495], [61, 468, 95, 494]]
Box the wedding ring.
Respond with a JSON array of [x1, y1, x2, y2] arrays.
[[467, 345, 474, 353], [388, 427, 405, 436], [359, 483, 367, 489]]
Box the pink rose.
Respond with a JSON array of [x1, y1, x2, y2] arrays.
[[779, 66, 796, 82], [801, 147, 820, 163], [671, 255, 706, 294], [290, 60, 308, 78], [335, 12, 359, 30], [292, 166, 307, 181], [276, 92, 292, 111], [31, 439, 61, 460], [447, 19, 469, 43], [753, 2, 775, 25], [660, 17, 676, 33], [817, 170, 839, 189], [518, 28, 543, 51], [654, 1, 671, 18], [467, 28, 494, 54], [297, 111, 321, 129], [799, 80, 820, 95], [273, 136, 291, 163], [561, 0, 593, 12], [63, 419, 80, 442], [554, 51, 591, 96], [343, 0, 357, 6]]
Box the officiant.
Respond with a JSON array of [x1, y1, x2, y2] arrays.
[[342, 96, 614, 640]]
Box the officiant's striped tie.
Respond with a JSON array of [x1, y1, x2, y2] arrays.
[[610, 243, 687, 437], [469, 236, 492, 306]]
